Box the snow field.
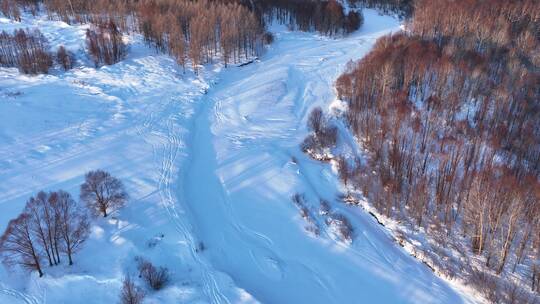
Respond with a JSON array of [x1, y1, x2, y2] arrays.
[[0, 9, 473, 304]]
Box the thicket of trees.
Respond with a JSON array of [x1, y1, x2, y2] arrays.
[[301, 106, 338, 160], [0, 28, 53, 74], [135, 256, 170, 291], [1, 0, 268, 71], [0, 170, 127, 277], [291, 193, 354, 243], [330, 0, 540, 302], [0, 29, 78, 73], [86, 20, 126, 67]]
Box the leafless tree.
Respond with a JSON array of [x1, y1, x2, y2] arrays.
[[51, 190, 89, 265], [80, 170, 128, 217], [0, 188, 90, 277], [0, 28, 53, 74], [24, 191, 60, 266], [0, 213, 44, 277]]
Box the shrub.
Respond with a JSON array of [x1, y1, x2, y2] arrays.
[[120, 275, 145, 304], [263, 32, 274, 44], [319, 199, 331, 215], [303, 107, 338, 156], [136, 257, 170, 290], [325, 213, 353, 243]]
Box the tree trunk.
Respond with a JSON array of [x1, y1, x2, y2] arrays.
[[36, 264, 44, 277], [30, 242, 43, 277], [68, 251, 73, 266], [44, 244, 54, 266], [54, 240, 61, 265]]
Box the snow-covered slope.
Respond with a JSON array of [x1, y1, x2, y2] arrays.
[[0, 14, 251, 304], [0, 10, 472, 303]]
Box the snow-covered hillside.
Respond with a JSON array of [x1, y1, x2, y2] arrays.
[[1, 10, 473, 304]]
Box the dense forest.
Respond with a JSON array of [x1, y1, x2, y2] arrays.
[[326, 0, 540, 303]]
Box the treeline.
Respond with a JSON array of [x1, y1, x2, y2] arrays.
[[330, 0, 539, 302], [0, 170, 127, 277], [135, 0, 264, 70], [44, 0, 266, 69], [0, 0, 374, 74], [1, 0, 268, 71], [347, 0, 412, 18]]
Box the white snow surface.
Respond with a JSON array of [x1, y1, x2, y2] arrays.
[[0, 10, 473, 304]]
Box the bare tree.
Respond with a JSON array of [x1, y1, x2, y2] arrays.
[[24, 191, 60, 266], [51, 190, 89, 265], [80, 170, 128, 217], [120, 275, 145, 304], [0, 213, 44, 277]]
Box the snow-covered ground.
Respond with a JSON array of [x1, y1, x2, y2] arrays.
[[0, 10, 474, 304]]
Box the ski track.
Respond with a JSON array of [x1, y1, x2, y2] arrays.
[[149, 93, 230, 304], [0, 285, 39, 304]]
